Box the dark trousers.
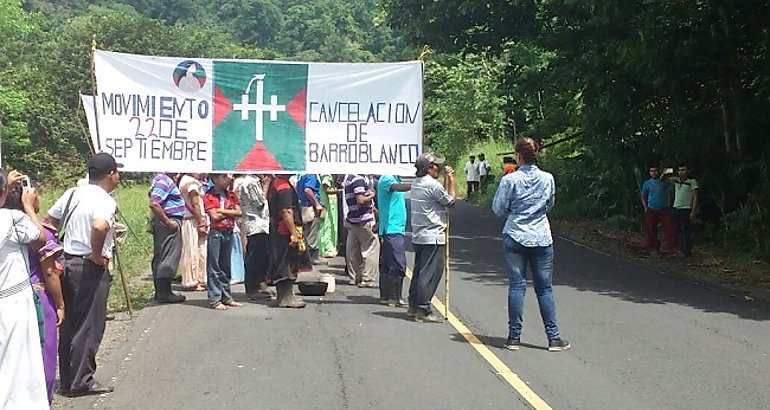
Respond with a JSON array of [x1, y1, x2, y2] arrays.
[[480, 175, 490, 193], [409, 243, 445, 314], [673, 208, 694, 256], [244, 233, 269, 294], [151, 216, 183, 279], [58, 256, 112, 392], [268, 233, 299, 284], [644, 208, 678, 253], [379, 234, 406, 278], [207, 228, 233, 306]]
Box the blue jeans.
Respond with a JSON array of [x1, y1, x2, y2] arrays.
[[502, 236, 560, 341], [207, 228, 233, 306]]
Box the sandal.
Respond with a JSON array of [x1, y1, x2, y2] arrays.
[[212, 303, 228, 311], [224, 300, 243, 308]]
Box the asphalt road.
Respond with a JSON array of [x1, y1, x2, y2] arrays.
[[64, 201, 770, 409]]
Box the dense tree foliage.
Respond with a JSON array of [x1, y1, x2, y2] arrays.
[[387, 0, 770, 257]]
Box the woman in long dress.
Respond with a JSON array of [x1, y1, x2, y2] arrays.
[[318, 174, 340, 257], [0, 169, 49, 409], [4, 186, 65, 405]]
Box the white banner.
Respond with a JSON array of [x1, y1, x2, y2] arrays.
[[92, 51, 423, 175]]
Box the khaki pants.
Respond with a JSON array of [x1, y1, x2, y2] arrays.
[[345, 220, 380, 284]]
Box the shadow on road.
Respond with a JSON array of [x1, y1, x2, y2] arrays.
[[444, 201, 770, 322]]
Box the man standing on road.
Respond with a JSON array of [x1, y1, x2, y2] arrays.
[[641, 165, 678, 255], [464, 154, 479, 197], [492, 137, 570, 352], [47, 152, 121, 396], [672, 163, 699, 256], [344, 174, 379, 288], [240, 174, 275, 300], [478, 153, 491, 193], [296, 174, 324, 261], [376, 174, 410, 306], [410, 153, 456, 323], [268, 175, 307, 308], [149, 172, 187, 304]]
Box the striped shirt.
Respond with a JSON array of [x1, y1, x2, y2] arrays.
[[150, 174, 185, 218], [344, 174, 374, 224], [410, 175, 454, 245]]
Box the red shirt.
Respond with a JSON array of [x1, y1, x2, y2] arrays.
[[269, 178, 301, 236], [203, 189, 239, 230]]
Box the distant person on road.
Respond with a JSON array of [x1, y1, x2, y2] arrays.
[[376, 174, 411, 306], [204, 174, 243, 310], [149, 172, 187, 303], [48, 152, 122, 396], [478, 153, 491, 193], [410, 153, 456, 323], [671, 163, 699, 256], [464, 154, 480, 196], [492, 137, 570, 352], [640, 166, 678, 255]]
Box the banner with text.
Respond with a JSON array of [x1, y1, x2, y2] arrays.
[[93, 50, 423, 175]]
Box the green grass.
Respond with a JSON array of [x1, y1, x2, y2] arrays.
[[41, 184, 155, 312]]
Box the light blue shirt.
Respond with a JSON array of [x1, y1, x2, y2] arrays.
[[377, 175, 407, 236], [491, 165, 555, 247]]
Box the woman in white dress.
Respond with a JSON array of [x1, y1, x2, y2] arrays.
[[0, 169, 48, 409]]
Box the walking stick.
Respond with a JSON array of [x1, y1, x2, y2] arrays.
[[113, 244, 134, 319], [444, 207, 450, 318]]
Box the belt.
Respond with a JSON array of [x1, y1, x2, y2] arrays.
[[64, 252, 87, 259]]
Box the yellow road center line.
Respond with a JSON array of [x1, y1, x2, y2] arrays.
[[405, 269, 553, 410]]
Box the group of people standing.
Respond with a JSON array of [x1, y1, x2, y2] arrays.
[[640, 164, 700, 257], [1, 152, 122, 408], [463, 153, 491, 196]]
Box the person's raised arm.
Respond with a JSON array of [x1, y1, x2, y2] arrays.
[[443, 166, 457, 206], [21, 188, 46, 248], [390, 183, 411, 192]]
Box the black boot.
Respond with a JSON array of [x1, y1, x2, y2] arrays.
[[378, 275, 391, 305], [275, 280, 306, 308], [154, 278, 186, 304], [387, 276, 407, 308]]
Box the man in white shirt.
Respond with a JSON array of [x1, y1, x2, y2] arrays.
[[47, 152, 121, 397], [464, 154, 480, 197], [478, 153, 491, 193]]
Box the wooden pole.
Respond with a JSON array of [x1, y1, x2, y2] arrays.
[[444, 207, 450, 318], [89, 36, 133, 318]]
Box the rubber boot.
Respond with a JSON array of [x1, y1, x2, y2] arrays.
[[387, 276, 408, 308], [258, 281, 277, 300], [275, 280, 306, 309], [154, 278, 186, 304], [378, 275, 391, 305]]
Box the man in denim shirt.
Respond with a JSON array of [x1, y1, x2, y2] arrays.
[[492, 137, 570, 352]]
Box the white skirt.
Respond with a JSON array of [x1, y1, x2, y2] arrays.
[[0, 288, 48, 409]]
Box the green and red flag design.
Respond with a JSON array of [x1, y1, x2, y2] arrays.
[[213, 61, 308, 171]]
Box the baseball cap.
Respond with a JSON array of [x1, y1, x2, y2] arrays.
[[415, 153, 446, 171], [87, 152, 123, 178]]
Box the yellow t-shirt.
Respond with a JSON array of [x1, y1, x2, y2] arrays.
[[673, 177, 698, 209]]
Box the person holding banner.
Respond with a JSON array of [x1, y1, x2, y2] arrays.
[[203, 174, 243, 310], [492, 137, 570, 352], [48, 153, 121, 396], [149, 173, 187, 304], [267, 175, 307, 308], [409, 153, 456, 323], [376, 174, 410, 307]]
